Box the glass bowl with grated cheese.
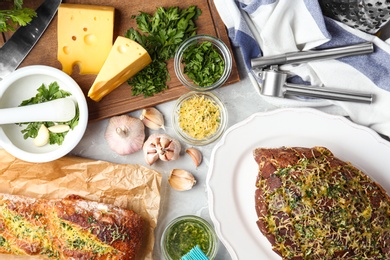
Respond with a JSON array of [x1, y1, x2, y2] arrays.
[[174, 35, 232, 91], [172, 91, 228, 145]]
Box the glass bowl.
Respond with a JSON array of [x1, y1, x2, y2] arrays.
[[172, 91, 228, 146], [161, 215, 219, 260], [174, 34, 232, 91]]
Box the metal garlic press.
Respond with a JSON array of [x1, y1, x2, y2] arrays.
[[251, 42, 375, 104]]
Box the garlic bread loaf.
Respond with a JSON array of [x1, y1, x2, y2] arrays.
[[0, 194, 144, 259]]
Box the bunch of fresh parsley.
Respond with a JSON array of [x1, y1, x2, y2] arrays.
[[18, 82, 79, 146], [125, 6, 202, 97], [0, 0, 36, 33]]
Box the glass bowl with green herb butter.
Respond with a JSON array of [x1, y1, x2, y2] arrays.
[[161, 215, 219, 260], [172, 91, 228, 146], [174, 35, 232, 91]]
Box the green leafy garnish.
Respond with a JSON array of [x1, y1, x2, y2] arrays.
[[0, 0, 37, 33], [125, 6, 202, 97], [127, 59, 169, 97], [182, 41, 225, 87], [18, 82, 79, 146]]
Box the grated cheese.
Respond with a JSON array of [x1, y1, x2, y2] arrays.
[[178, 94, 221, 140]]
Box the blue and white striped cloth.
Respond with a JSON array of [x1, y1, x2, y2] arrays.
[[214, 0, 390, 138]]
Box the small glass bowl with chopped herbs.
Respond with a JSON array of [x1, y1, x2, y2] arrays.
[[161, 215, 219, 260], [172, 91, 228, 146], [174, 35, 232, 91]]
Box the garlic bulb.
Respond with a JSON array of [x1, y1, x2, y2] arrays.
[[105, 115, 145, 155], [185, 147, 203, 167], [143, 133, 181, 165], [168, 169, 196, 191], [140, 107, 165, 130]]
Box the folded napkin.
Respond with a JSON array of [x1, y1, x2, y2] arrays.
[[214, 0, 390, 138]]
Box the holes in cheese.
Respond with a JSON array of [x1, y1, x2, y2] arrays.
[[57, 4, 114, 75], [84, 34, 97, 46], [88, 36, 152, 102]]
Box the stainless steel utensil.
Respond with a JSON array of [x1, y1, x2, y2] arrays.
[[251, 42, 375, 103], [261, 66, 373, 103], [0, 0, 62, 81], [251, 42, 374, 69]]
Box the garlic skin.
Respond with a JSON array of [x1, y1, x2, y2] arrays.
[[143, 133, 181, 165], [105, 115, 145, 155], [140, 107, 165, 130], [168, 169, 196, 191], [34, 124, 49, 147], [185, 147, 203, 167]]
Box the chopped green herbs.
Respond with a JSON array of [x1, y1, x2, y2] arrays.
[[0, 0, 37, 33], [127, 58, 169, 97], [125, 6, 201, 97], [182, 41, 225, 87], [18, 82, 79, 146]]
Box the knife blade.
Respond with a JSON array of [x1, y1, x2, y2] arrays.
[[0, 0, 62, 81]]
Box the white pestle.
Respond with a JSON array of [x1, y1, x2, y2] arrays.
[[0, 98, 76, 124]]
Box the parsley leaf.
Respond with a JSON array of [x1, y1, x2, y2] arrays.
[[125, 6, 201, 97], [182, 41, 225, 87], [0, 0, 37, 33], [128, 59, 170, 97], [18, 82, 79, 146]]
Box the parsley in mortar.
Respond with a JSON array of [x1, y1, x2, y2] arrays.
[[182, 41, 225, 87], [18, 82, 79, 146]]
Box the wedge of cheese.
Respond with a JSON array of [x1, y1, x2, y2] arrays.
[[88, 36, 152, 102], [57, 4, 114, 75]]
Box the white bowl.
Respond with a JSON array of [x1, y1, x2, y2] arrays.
[[0, 65, 88, 163]]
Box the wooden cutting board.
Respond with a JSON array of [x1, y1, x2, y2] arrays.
[[10, 0, 240, 121]]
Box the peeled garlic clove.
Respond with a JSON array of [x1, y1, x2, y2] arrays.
[[48, 124, 70, 133], [34, 124, 49, 147], [186, 147, 203, 167], [140, 107, 165, 130], [168, 169, 196, 191]]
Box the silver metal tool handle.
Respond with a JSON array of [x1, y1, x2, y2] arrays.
[[283, 83, 373, 104], [251, 42, 374, 69]]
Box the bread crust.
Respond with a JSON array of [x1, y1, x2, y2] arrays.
[[0, 194, 144, 259], [253, 146, 390, 259]]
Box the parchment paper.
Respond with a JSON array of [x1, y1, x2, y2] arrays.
[[0, 149, 162, 260]]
